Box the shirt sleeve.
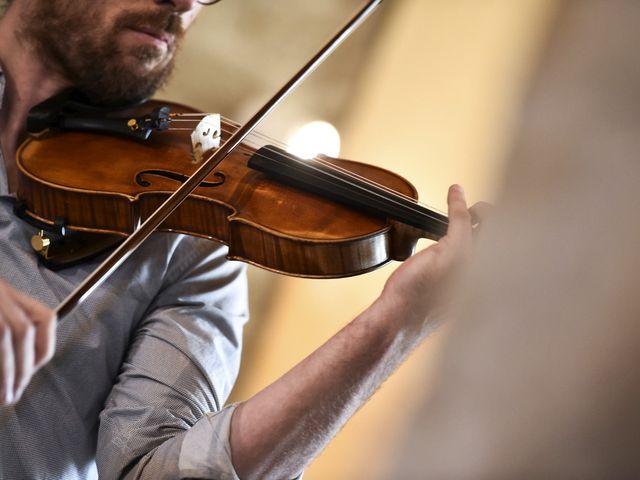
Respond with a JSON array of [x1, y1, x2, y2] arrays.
[[95, 235, 249, 479]]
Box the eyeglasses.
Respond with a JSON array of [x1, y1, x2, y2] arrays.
[[197, 0, 223, 5]]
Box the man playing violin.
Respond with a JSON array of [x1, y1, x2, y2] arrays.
[[0, 1, 481, 478]]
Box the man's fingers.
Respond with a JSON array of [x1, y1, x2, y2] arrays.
[[0, 286, 18, 404], [446, 184, 473, 248], [10, 289, 57, 368], [0, 298, 37, 403], [0, 282, 56, 405], [0, 310, 16, 405], [7, 311, 36, 399]]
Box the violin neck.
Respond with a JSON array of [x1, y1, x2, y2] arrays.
[[248, 146, 448, 239]]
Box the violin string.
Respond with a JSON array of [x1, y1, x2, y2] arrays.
[[225, 140, 448, 226], [212, 122, 440, 213], [170, 113, 337, 155], [169, 113, 301, 148], [211, 141, 448, 225], [167, 113, 448, 223], [173, 120, 448, 223], [302, 154, 448, 218], [166, 116, 265, 147], [211, 116, 441, 215], [247, 148, 448, 225], [238, 136, 448, 222], [170, 117, 446, 222], [216, 126, 441, 216], [168, 114, 301, 159]]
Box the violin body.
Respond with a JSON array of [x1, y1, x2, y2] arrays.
[[17, 101, 426, 278]]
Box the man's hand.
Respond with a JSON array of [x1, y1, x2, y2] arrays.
[[0, 280, 56, 405], [380, 184, 488, 336]]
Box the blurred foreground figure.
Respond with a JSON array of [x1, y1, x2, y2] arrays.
[[394, 1, 640, 478]]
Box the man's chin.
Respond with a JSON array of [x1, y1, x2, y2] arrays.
[[79, 65, 173, 107], [123, 55, 171, 78]]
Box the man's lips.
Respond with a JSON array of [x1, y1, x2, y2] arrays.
[[126, 26, 172, 47]]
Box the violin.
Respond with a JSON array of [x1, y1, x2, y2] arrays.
[[12, 0, 448, 319], [16, 99, 447, 279]]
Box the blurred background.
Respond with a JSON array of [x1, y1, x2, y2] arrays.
[[161, 1, 556, 478]]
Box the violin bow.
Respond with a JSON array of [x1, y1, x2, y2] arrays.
[[55, 0, 385, 319]]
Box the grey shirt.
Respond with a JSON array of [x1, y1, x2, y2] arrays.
[[0, 71, 248, 479]]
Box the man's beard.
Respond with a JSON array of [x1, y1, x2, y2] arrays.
[[19, 2, 184, 107]]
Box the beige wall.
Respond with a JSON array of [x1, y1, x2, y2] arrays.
[[164, 0, 556, 478]]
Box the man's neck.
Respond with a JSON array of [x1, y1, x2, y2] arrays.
[[0, 3, 70, 192]]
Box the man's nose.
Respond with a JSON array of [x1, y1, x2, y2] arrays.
[[157, 0, 199, 13]]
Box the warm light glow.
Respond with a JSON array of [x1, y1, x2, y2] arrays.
[[286, 121, 341, 159]]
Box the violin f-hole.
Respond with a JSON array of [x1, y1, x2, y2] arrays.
[[135, 169, 226, 188]]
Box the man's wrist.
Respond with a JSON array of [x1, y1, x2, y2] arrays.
[[357, 293, 427, 357]]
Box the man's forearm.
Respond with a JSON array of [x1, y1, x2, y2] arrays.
[[229, 294, 427, 480], [226, 184, 475, 479]]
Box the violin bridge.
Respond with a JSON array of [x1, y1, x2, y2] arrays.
[[191, 113, 221, 163]]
